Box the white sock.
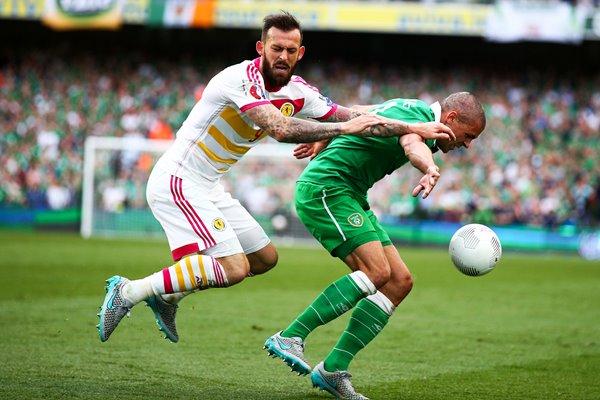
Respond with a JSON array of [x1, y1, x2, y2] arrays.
[[366, 291, 395, 316], [123, 277, 154, 304], [349, 270, 377, 295], [161, 292, 190, 304]]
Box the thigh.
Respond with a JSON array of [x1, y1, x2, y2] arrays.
[[365, 209, 392, 247], [210, 183, 271, 255], [147, 169, 240, 261], [295, 182, 379, 258], [343, 240, 388, 272]]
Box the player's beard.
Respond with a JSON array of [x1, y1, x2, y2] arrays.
[[262, 56, 297, 88]]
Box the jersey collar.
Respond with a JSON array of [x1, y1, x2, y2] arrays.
[[430, 101, 442, 153], [430, 101, 441, 122]]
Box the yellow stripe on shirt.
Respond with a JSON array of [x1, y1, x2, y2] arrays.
[[207, 125, 252, 155], [197, 142, 237, 164], [221, 106, 262, 140]]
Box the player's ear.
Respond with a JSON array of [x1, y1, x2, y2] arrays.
[[445, 110, 458, 124], [297, 46, 306, 61], [256, 40, 264, 55]]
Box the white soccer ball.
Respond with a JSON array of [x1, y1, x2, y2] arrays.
[[449, 224, 502, 276]]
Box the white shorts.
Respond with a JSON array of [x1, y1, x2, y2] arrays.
[[146, 166, 271, 261]]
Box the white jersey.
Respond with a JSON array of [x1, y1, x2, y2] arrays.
[[156, 58, 338, 185]]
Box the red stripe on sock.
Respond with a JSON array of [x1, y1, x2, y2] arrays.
[[213, 258, 227, 287], [162, 268, 174, 294]]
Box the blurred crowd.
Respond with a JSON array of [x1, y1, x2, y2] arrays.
[[1, 47, 599, 229]]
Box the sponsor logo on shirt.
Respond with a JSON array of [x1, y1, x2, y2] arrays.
[[347, 213, 364, 227]]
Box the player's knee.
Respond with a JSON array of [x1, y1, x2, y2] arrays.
[[399, 273, 413, 295], [258, 250, 279, 273], [392, 271, 413, 300], [380, 272, 413, 306], [367, 262, 392, 288], [221, 254, 251, 285], [229, 262, 251, 284], [247, 245, 278, 275]]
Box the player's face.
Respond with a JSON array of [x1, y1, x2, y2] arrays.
[[437, 114, 483, 153], [257, 27, 305, 87]]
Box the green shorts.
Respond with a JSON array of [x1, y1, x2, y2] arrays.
[[295, 181, 392, 260]]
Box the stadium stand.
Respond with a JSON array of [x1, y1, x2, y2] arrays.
[[0, 23, 599, 232]]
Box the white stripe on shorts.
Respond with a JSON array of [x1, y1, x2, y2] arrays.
[[321, 189, 346, 241], [169, 175, 216, 248]]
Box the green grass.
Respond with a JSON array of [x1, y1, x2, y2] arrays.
[[1, 230, 599, 399]]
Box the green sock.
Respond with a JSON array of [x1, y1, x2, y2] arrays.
[[324, 298, 391, 372], [282, 274, 368, 340]]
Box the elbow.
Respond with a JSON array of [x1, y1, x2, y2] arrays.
[[402, 141, 423, 160], [403, 147, 417, 160]]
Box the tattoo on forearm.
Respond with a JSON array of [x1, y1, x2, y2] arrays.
[[275, 117, 343, 143], [248, 105, 344, 143], [348, 110, 364, 119], [369, 124, 396, 137]]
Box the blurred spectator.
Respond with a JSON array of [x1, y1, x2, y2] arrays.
[[46, 173, 73, 210], [100, 178, 127, 213]]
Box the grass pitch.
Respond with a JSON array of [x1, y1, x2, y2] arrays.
[[0, 230, 599, 400]]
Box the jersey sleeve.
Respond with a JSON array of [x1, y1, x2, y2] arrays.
[[217, 62, 271, 112], [290, 76, 338, 120]]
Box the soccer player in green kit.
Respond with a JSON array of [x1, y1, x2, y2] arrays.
[[264, 92, 486, 399]]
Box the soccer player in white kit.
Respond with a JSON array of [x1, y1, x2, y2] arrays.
[[97, 11, 454, 344]]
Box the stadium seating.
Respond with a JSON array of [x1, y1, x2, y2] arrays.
[[0, 46, 598, 229]]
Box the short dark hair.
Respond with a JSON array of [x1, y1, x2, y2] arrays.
[[262, 11, 303, 43], [442, 92, 486, 131]]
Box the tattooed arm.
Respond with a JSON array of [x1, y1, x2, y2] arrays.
[[323, 105, 366, 122], [244, 104, 384, 143], [328, 105, 456, 141]]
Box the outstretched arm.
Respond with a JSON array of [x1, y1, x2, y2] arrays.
[[244, 104, 385, 143], [328, 105, 456, 141], [399, 134, 441, 199]]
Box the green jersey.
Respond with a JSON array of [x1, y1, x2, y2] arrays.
[[298, 98, 439, 198]]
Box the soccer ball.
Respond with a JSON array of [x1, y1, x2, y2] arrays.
[[449, 224, 502, 276]]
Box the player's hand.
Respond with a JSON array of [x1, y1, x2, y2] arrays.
[[412, 122, 456, 141], [293, 140, 330, 160], [412, 165, 440, 199], [341, 114, 387, 135]]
